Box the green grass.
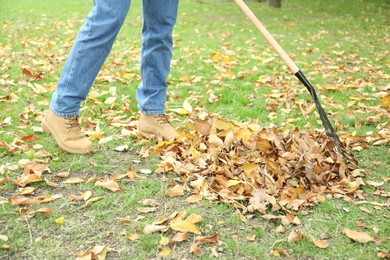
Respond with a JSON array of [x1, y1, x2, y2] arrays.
[[1, 0, 389, 259]]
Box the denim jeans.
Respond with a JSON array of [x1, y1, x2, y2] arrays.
[[50, 0, 179, 117]]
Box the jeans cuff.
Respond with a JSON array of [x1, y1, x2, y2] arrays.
[[138, 108, 166, 115], [50, 106, 79, 118]]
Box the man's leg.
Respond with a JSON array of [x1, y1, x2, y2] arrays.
[[51, 0, 131, 117], [43, 0, 131, 154], [136, 0, 179, 140]]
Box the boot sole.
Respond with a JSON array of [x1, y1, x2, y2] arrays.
[[41, 121, 93, 154]]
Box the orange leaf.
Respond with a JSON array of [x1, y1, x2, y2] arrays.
[[195, 233, 219, 244]]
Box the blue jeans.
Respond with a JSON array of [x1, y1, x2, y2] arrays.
[[50, 0, 179, 117]]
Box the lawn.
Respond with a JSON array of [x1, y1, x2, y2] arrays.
[[0, 0, 389, 259]]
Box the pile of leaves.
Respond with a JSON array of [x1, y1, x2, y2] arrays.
[[151, 113, 363, 222]]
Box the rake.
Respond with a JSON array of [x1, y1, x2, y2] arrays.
[[233, 0, 357, 166]]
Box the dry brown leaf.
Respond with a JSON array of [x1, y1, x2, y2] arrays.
[[288, 229, 303, 243], [190, 243, 202, 256], [117, 217, 132, 223], [307, 234, 329, 249], [195, 233, 219, 244], [137, 207, 156, 213], [63, 177, 85, 184], [143, 224, 168, 234], [95, 179, 122, 192], [8, 195, 40, 206], [166, 184, 184, 197], [18, 174, 42, 187], [170, 232, 189, 243], [343, 228, 375, 243], [139, 198, 161, 207]]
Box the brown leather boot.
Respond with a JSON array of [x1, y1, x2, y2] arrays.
[[138, 112, 179, 141], [41, 110, 94, 154]]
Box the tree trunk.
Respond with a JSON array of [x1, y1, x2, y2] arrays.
[[269, 0, 281, 8]]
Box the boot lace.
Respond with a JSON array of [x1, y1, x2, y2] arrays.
[[154, 115, 170, 125], [65, 116, 81, 129]]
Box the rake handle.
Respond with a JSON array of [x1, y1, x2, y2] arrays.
[[233, 0, 299, 74]]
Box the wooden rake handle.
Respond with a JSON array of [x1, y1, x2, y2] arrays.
[[233, 0, 299, 74]]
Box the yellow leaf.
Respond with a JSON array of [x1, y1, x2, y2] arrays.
[[18, 187, 36, 195], [380, 93, 390, 108], [170, 220, 201, 234], [82, 191, 92, 201], [226, 179, 241, 187], [183, 99, 193, 113], [55, 216, 65, 224], [159, 236, 170, 246], [185, 213, 203, 224], [127, 234, 140, 241], [159, 249, 171, 256]]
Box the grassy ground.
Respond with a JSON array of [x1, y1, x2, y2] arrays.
[[0, 0, 389, 259]]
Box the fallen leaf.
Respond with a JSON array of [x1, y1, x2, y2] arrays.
[[170, 220, 201, 234], [166, 185, 184, 197], [159, 248, 172, 256], [137, 207, 156, 213], [343, 228, 375, 243], [95, 179, 122, 192], [159, 236, 170, 246], [196, 233, 219, 244], [143, 224, 168, 234], [117, 217, 132, 223], [246, 234, 256, 242], [170, 232, 189, 243], [308, 234, 329, 249], [138, 198, 161, 207], [288, 229, 303, 243], [127, 234, 140, 241], [190, 243, 202, 256], [380, 93, 390, 108], [55, 216, 65, 224], [63, 177, 84, 184]]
